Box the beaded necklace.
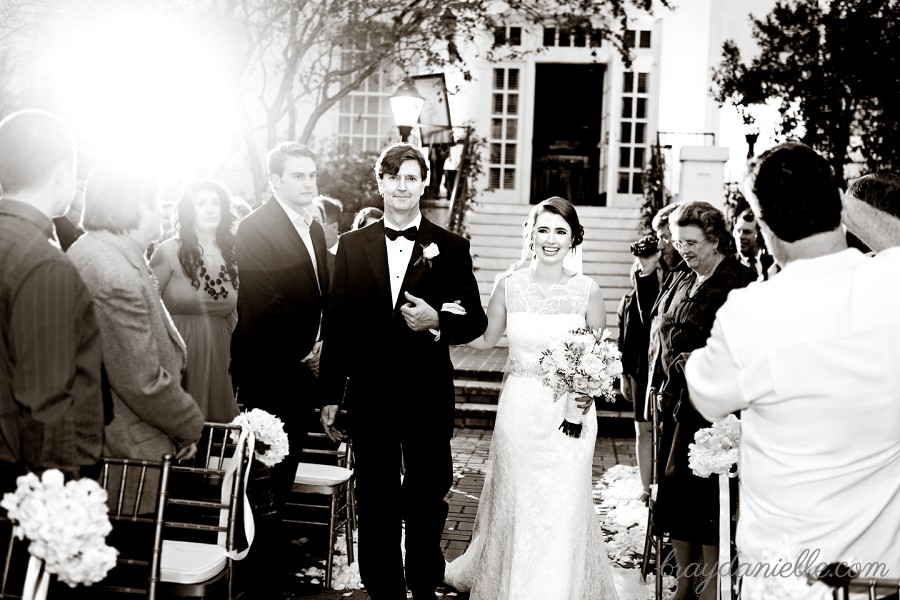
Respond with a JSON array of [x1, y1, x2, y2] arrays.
[[198, 259, 232, 300]]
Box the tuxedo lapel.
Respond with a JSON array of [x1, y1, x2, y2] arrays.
[[364, 221, 393, 310], [398, 218, 433, 306]]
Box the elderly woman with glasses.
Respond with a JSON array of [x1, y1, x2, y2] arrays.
[[645, 201, 757, 600]]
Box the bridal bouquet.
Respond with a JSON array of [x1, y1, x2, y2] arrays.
[[1, 469, 118, 598], [231, 408, 290, 467], [688, 414, 741, 478], [539, 327, 623, 437]]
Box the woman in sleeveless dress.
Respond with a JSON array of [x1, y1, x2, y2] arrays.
[[444, 196, 619, 599], [150, 180, 240, 423]]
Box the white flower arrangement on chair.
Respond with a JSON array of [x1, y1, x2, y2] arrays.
[[688, 413, 741, 478], [231, 408, 290, 467], [1, 469, 118, 599]]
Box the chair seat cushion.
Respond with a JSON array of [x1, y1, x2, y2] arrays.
[[160, 540, 227, 584], [294, 463, 352, 486]]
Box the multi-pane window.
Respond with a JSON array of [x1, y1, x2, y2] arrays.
[[488, 68, 519, 191], [624, 29, 652, 49], [337, 38, 397, 152], [542, 27, 603, 48], [617, 71, 650, 195], [494, 26, 522, 46]]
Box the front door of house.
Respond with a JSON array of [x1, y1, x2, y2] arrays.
[[531, 63, 605, 206]]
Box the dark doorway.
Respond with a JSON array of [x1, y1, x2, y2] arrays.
[[531, 63, 605, 205]]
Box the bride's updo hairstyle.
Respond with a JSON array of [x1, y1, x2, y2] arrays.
[[525, 195, 585, 248], [492, 196, 585, 290]]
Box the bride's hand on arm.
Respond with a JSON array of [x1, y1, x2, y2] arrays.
[[584, 279, 607, 331], [466, 278, 508, 350]]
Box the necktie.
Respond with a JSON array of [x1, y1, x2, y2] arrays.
[[748, 256, 760, 277], [385, 226, 417, 241]]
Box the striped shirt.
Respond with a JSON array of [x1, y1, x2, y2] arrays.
[[0, 199, 104, 489]]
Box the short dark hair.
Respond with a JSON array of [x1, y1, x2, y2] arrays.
[[846, 171, 900, 219], [314, 194, 343, 226], [374, 143, 429, 182], [671, 201, 735, 255], [0, 109, 76, 195], [748, 142, 842, 243], [266, 142, 317, 178], [525, 196, 585, 248]]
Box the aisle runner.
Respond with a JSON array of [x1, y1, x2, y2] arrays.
[[294, 464, 674, 598]]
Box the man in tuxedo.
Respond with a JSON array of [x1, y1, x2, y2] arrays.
[[319, 143, 487, 600], [230, 142, 329, 591]]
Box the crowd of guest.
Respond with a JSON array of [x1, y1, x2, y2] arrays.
[[3, 104, 900, 600], [620, 147, 900, 599], [0, 108, 390, 598]]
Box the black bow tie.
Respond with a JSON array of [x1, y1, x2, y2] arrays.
[[385, 226, 417, 241]]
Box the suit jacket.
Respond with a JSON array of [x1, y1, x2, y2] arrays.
[[319, 217, 487, 433], [68, 231, 204, 462], [230, 196, 329, 391], [738, 251, 776, 281]]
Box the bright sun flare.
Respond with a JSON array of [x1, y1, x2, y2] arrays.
[[49, 12, 238, 179]]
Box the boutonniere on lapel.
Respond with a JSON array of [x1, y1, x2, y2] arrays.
[[414, 243, 440, 268]]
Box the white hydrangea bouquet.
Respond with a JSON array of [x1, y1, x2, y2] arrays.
[[688, 414, 741, 478], [1, 469, 118, 599], [231, 408, 290, 466], [539, 327, 623, 438]]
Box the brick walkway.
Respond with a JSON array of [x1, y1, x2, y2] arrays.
[[285, 427, 637, 599]]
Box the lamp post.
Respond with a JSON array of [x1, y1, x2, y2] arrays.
[[745, 125, 760, 159], [389, 77, 425, 143]]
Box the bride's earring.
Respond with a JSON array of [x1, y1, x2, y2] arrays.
[[529, 241, 535, 259]]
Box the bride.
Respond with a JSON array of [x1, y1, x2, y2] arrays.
[[443, 196, 619, 599]]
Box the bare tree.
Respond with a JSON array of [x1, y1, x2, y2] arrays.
[[0, 0, 667, 199]]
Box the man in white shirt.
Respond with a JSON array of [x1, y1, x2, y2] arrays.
[[685, 142, 900, 595]]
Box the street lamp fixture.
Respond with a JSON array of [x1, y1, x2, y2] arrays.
[[745, 125, 760, 159], [389, 77, 425, 143]]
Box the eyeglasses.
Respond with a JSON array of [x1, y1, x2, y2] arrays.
[[671, 239, 704, 252]]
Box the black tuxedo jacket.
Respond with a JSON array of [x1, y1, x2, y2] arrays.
[[319, 217, 487, 430], [230, 196, 329, 390]]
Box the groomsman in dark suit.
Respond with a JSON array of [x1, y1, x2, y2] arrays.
[[230, 142, 329, 590], [733, 207, 776, 280], [319, 143, 487, 600]]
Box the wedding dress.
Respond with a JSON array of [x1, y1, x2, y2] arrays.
[[444, 268, 619, 600]]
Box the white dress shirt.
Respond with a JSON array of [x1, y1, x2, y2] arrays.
[[686, 248, 900, 576], [274, 195, 320, 291], [384, 213, 422, 308]]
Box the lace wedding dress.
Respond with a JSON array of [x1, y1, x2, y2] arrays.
[[444, 269, 619, 600]]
